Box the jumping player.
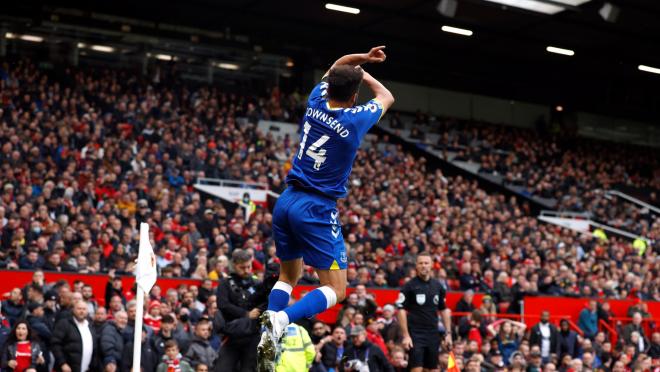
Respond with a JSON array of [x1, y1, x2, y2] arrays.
[[257, 46, 395, 370]]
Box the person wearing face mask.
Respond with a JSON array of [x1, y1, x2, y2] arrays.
[[529, 311, 558, 363]]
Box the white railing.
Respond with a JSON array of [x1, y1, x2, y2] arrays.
[[605, 190, 660, 215], [195, 177, 270, 190]]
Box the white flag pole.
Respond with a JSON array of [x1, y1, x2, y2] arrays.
[[132, 286, 145, 372], [133, 223, 157, 372]]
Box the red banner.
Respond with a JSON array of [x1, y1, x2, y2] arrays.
[[1, 270, 657, 326]]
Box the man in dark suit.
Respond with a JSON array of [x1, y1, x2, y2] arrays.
[[51, 301, 99, 372], [529, 311, 558, 363]]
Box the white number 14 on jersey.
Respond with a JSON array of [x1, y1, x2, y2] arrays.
[[298, 122, 330, 170]]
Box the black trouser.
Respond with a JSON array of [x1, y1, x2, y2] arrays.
[[214, 335, 259, 372]]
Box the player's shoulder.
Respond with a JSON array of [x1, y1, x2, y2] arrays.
[[342, 99, 382, 116]]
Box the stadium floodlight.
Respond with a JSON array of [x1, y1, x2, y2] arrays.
[[638, 65, 660, 75], [481, 0, 564, 14], [90, 45, 115, 53], [155, 54, 174, 61], [217, 62, 240, 70], [19, 34, 43, 43], [441, 25, 473, 36], [325, 3, 361, 14], [546, 46, 575, 56]]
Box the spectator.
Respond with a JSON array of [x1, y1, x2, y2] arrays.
[[487, 320, 526, 364], [365, 318, 388, 359], [577, 301, 598, 340], [184, 319, 215, 368], [458, 310, 485, 351], [154, 315, 190, 358], [389, 346, 408, 372], [316, 326, 346, 371], [51, 300, 98, 372], [144, 301, 163, 334], [24, 303, 51, 347], [156, 340, 194, 372], [123, 327, 158, 372], [309, 321, 330, 345], [459, 262, 479, 291], [648, 332, 660, 359], [621, 312, 648, 346], [0, 320, 47, 372], [509, 351, 527, 371], [555, 319, 579, 359], [455, 290, 476, 313], [379, 304, 402, 346], [3, 288, 24, 326], [529, 311, 558, 363], [93, 307, 109, 336], [353, 285, 377, 319], [344, 326, 393, 372], [493, 272, 513, 312], [100, 310, 128, 372], [479, 296, 497, 319]]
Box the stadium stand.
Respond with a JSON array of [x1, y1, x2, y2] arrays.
[[0, 58, 658, 371]]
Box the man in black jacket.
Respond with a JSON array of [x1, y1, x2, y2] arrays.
[[556, 319, 579, 358], [51, 300, 98, 372], [26, 303, 52, 346], [122, 327, 159, 372], [649, 332, 660, 359], [529, 311, 558, 363], [2, 288, 24, 325], [343, 326, 393, 372], [318, 326, 348, 371], [100, 310, 128, 372], [214, 249, 271, 372]]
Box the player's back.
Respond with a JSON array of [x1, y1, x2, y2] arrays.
[[286, 80, 383, 199]]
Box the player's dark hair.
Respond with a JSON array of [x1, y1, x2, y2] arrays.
[[327, 65, 364, 102]]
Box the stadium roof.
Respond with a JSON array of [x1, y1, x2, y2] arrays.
[[4, 0, 660, 122]]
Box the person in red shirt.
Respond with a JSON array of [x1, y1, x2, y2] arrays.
[[365, 317, 389, 360], [0, 320, 46, 372], [144, 300, 163, 333]]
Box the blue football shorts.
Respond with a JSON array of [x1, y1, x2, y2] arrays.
[[272, 186, 347, 270]]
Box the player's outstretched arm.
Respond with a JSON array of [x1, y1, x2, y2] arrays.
[[325, 46, 387, 74], [362, 70, 394, 113]]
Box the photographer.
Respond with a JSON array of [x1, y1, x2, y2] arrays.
[[213, 249, 274, 372]]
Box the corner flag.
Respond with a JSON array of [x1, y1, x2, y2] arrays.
[[135, 222, 157, 293], [132, 222, 157, 372]]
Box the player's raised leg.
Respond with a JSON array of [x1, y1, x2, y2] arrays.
[[269, 267, 346, 330], [266, 258, 302, 312]]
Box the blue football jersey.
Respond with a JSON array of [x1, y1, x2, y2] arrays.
[[286, 79, 384, 199]]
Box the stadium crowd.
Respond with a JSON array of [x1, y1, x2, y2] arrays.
[[395, 114, 659, 240], [0, 58, 658, 371]]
